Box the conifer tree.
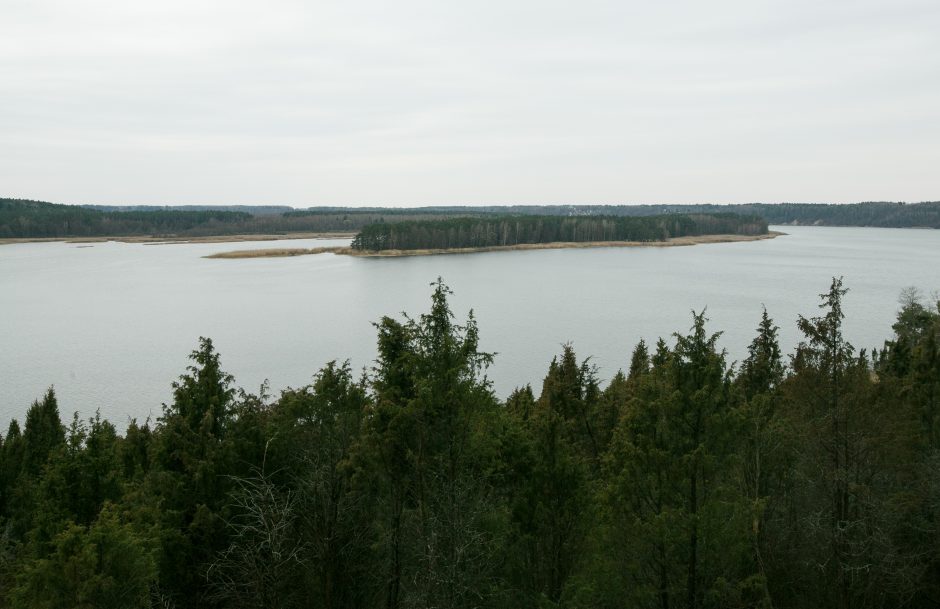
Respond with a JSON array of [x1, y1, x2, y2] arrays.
[[0, 421, 24, 521], [734, 307, 785, 605], [355, 279, 500, 609], [505, 385, 536, 421], [10, 505, 156, 609], [781, 278, 924, 608], [21, 388, 64, 477], [150, 337, 237, 609], [602, 312, 745, 609], [629, 339, 651, 381], [503, 345, 600, 605], [266, 361, 372, 609]]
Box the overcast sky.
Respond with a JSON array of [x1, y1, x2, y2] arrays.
[[2, 0, 938, 206]]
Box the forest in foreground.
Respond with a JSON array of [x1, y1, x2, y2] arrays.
[[1, 279, 939, 609]]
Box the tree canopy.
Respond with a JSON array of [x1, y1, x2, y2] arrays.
[[1, 279, 939, 609]]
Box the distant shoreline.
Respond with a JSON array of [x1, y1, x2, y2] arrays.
[[205, 231, 785, 259], [0, 232, 357, 246]]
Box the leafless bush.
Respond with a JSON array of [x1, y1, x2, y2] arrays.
[[206, 468, 306, 609]]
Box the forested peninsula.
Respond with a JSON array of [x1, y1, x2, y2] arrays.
[[1, 278, 939, 609], [3, 198, 939, 241]]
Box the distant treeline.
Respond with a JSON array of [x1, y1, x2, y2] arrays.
[[533, 202, 940, 228], [298, 201, 940, 228], [288, 201, 940, 228], [3, 198, 938, 239], [81, 204, 294, 215], [0, 199, 466, 239], [2, 279, 940, 609], [283, 207, 483, 218], [350, 213, 768, 251], [0, 199, 253, 238]]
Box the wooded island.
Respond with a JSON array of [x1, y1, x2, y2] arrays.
[[349, 213, 768, 251]]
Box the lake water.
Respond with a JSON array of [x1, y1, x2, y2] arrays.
[[1, 226, 938, 430]]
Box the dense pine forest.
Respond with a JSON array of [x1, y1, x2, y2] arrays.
[[350, 214, 767, 251], [3, 198, 939, 240], [1, 278, 938, 609]]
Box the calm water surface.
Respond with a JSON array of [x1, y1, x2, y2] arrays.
[[1, 226, 938, 429]]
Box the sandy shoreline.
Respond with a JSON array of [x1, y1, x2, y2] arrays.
[[205, 231, 784, 259], [0, 232, 357, 246]]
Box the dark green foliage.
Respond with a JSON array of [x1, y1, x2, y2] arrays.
[[265, 361, 372, 609], [732, 309, 786, 605], [2, 279, 939, 609], [10, 505, 156, 609], [629, 339, 652, 380], [353, 278, 504, 609], [872, 288, 940, 607], [878, 288, 940, 448], [0, 421, 24, 519], [146, 337, 241, 608], [21, 389, 65, 477], [27, 413, 124, 552], [505, 385, 536, 421], [739, 308, 784, 400], [351, 213, 767, 251], [166, 336, 235, 439], [768, 280, 929, 609], [120, 419, 152, 481], [498, 346, 603, 607], [591, 312, 751, 609], [2, 390, 66, 540]]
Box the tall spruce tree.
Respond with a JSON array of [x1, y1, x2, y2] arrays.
[[149, 337, 237, 609], [782, 278, 924, 609], [21, 388, 64, 478], [602, 312, 747, 609], [354, 279, 501, 609], [733, 307, 785, 606], [509, 345, 597, 604]]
